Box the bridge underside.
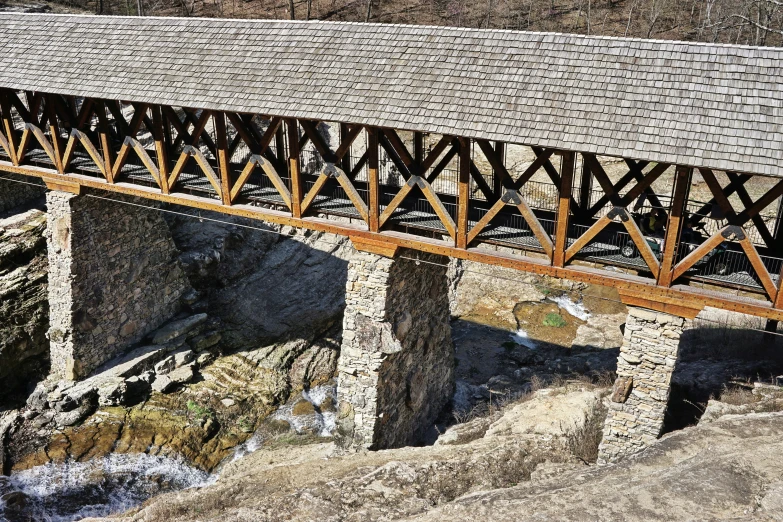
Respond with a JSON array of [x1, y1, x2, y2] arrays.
[[2, 89, 783, 321]]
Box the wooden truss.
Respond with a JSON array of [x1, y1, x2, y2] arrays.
[[2, 87, 783, 320]]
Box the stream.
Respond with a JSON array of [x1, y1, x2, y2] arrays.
[[0, 383, 338, 522]]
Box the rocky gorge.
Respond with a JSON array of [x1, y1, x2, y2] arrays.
[[2, 185, 783, 521]]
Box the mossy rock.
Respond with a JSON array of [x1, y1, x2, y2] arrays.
[[292, 399, 316, 416]]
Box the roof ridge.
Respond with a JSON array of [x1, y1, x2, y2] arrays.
[[1, 12, 780, 52]]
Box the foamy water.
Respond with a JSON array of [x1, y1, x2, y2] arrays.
[[0, 454, 214, 522], [510, 328, 537, 349], [271, 382, 338, 437], [0, 383, 340, 521], [548, 294, 591, 321]]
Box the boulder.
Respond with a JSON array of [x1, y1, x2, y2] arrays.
[[485, 389, 602, 438], [151, 364, 196, 394], [152, 314, 208, 345]]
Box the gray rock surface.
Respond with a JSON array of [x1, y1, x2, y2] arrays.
[[166, 212, 353, 351], [0, 206, 48, 395]]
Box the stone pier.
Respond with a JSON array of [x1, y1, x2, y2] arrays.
[[337, 247, 454, 449], [598, 306, 692, 463], [46, 190, 190, 380]]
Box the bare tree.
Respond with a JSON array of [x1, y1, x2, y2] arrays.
[[365, 0, 372, 21], [289, 0, 295, 19]]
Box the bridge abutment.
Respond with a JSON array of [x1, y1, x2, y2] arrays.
[[598, 306, 691, 463], [46, 190, 190, 380], [337, 247, 454, 449]]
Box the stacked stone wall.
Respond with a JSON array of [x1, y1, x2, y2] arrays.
[[47, 190, 190, 380], [337, 248, 454, 449], [0, 175, 45, 214], [598, 306, 691, 463]]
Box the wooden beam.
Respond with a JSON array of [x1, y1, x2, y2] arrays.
[[214, 112, 231, 206], [552, 151, 575, 267], [287, 119, 303, 218], [367, 127, 380, 233], [152, 105, 170, 194], [43, 177, 81, 195], [351, 236, 399, 258], [618, 288, 702, 319], [565, 214, 612, 263], [46, 95, 64, 174], [620, 208, 661, 278], [672, 226, 735, 281], [96, 102, 115, 182], [728, 171, 775, 248], [774, 263, 783, 309], [738, 235, 778, 299], [578, 158, 592, 216], [493, 142, 505, 197], [658, 166, 691, 287], [457, 137, 470, 249], [379, 177, 415, 228]]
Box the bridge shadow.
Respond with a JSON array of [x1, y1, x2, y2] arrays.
[[663, 319, 783, 434]]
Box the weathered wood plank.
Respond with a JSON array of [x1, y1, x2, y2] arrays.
[[658, 166, 691, 286]]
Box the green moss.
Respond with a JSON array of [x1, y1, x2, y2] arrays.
[[543, 312, 567, 328]]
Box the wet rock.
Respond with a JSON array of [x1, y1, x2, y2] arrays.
[[292, 399, 316, 416], [319, 396, 336, 413], [152, 314, 208, 345], [289, 334, 340, 391]]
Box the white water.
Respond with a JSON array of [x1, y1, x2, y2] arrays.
[[0, 454, 214, 522], [270, 382, 338, 438], [1, 383, 339, 521], [510, 328, 537, 349], [547, 294, 591, 321]]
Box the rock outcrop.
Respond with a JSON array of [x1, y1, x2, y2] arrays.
[[166, 212, 353, 351], [0, 206, 48, 397]]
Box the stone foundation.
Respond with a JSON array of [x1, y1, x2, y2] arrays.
[[46, 190, 190, 380], [0, 175, 45, 214], [598, 306, 691, 463], [337, 248, 454, 449]]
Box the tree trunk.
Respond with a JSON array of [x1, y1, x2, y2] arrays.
[[136, 0, 143, 15], [289, 0, 295, 20], [365, 0, 372, 21], [307, 0, 312, 19]]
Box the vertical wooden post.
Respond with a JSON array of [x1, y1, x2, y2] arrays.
[[46, 95, 64, 174], [275, 123, 287, 173], [1, 91, 19, 165], [493, 141, 505, 197], [578, 158, 592, 216], [552, 151, 575, 267], [367, 127, 380, 233], [151, 105, 169, 194], [457, 137, 471, 249], [414, 131, 424, 172], [96, 102, 115, 182], [773, 263, 783, 309], [214, 111, 231, 205], [658, 165, 692, 287], [340, 122, 352, 172], [287, 118, 303, 218]]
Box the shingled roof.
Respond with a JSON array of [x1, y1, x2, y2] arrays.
[[0, 13, 781, 177]]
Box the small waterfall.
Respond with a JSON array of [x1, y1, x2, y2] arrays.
[[0, 454, 214, 522], [0, 383, 339, 521]]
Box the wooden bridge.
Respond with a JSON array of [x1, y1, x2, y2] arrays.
[[2, 13, 783, 320]]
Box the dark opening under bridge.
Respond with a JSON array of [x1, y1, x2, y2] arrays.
[[2, 12, 783, 321]]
